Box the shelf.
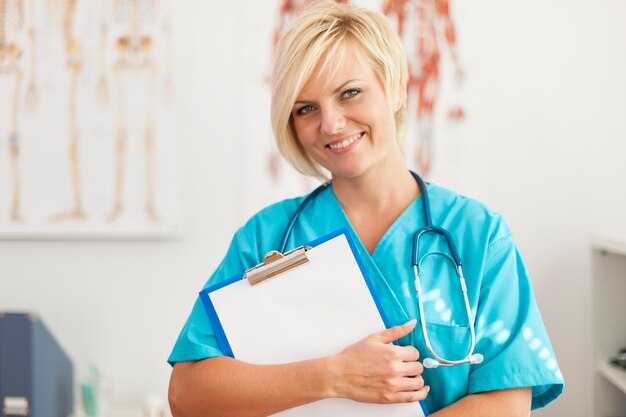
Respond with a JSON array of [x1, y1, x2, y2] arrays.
[[591, 232, 626, 416], [592, 234, 626, 256], [598, 362, 626, 395]]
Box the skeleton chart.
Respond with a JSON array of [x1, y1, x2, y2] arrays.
[[0, 0, 177, 238]]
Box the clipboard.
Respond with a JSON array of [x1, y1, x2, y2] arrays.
[[200, 228, 429, 416]]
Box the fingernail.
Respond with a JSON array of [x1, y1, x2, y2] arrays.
[[404, 319, 417, 327]]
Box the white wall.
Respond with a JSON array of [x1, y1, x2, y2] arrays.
[[447, 2, 626, 416], [0, 0, 245, 408], [1, 1, 625, 416]]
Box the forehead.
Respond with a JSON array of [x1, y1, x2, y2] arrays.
[[299, 43, 377, 96]]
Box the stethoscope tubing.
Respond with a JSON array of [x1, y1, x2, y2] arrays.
[[279, 171, 481, 368], [409, 171, 462, 267], [278, 182, 329, 254]]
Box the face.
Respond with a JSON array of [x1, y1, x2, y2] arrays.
[[291, 45, 401, 180]]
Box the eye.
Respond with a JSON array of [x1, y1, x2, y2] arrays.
[[342, 88, 361, 99], [296, 104, 316, 115]]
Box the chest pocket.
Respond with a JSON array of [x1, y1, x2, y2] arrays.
[[388, 316, 472, 362], [417, 322, 472, 362], [412, 287, 473, 361], [412, 235, 474, 357]]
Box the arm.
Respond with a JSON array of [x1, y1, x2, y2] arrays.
[[169, 356, 334, 417], [430, 387, 531, 417], [169, 321, 429, 417]]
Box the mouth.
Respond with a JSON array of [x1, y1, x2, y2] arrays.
[[325, 132, 364, 153]]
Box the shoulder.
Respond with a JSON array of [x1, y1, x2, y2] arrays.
[[240, 195, 304, 234], [231, 195, 306, 258], [428, 183, 512, 244], [205, 195, 307, 288]]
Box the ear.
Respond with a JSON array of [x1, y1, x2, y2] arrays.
[[392, 90, 404, 112], [394, 97, 402, 112]]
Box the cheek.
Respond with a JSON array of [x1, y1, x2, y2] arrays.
[[371, 107, 397, 138], [292, 119, 316, 147], [354, 99, 389, 126]]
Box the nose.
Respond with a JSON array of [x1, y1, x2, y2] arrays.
[[320, 105, 347, 136]]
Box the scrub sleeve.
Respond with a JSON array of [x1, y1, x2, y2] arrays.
[[468, 233, 563, 409]]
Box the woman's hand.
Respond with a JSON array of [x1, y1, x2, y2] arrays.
[[328, 319, 430, 404]]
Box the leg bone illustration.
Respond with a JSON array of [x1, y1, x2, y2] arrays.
[[105, 0, 160, 223], [1, 0, 33, 222], [49, 0, 87, 222]]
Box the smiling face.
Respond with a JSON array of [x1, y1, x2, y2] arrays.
[[291, 44, 404, 181]]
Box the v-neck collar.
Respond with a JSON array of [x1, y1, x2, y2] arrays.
[[320, 186, 428, 320], [326, 185, 426, 259]]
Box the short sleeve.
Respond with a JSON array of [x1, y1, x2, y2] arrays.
[[468, 234, 564, 410], [167, 227, 260, 366]]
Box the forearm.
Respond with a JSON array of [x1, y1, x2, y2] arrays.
[[168, 322, 428, 417], [430, 387, 531, 417], [168, 356, 335, 417]]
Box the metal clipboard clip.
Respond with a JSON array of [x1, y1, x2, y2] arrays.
[[244, 246, 312, 286]]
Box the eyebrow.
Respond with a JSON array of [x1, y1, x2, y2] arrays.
[[294, 79, 365, 105]]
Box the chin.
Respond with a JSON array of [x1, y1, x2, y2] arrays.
[[328, 165, 369, 180], [318, 155, 376, 180]]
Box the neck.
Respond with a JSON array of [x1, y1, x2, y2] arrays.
[[329, 148, 421, 255], [331, 151, 420, 213]]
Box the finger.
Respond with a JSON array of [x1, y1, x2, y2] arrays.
[[374, 319, 417, 344], [398, 345, 420, 362], [400, 361, 424, 377], [398, 374, 425, 391], [393, 386, 430, 403]]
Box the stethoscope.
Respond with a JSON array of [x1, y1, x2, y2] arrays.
[[279, 171, 483, 369]]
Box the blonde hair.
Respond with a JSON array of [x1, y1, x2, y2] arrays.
[[271, 1, 409, 180]]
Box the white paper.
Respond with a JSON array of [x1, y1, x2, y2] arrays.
[[208, 233, 426, 417]]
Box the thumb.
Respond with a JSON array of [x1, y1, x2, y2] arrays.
[[374, 319, 417, 344]]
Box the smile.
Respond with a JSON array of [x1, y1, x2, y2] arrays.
[[326, 133, 364, 152]]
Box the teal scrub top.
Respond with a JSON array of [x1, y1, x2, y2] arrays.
[[168, 183, 564, 413]]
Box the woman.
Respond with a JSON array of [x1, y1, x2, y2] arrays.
[[168, 2, 563, 416]]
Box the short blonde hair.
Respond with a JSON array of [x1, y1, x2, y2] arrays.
[[271, 1, 409, 180]]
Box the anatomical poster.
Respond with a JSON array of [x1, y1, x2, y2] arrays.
[[0, 0, 177, 238]]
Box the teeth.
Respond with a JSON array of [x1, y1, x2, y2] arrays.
[[328, 133, 361, 150]]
